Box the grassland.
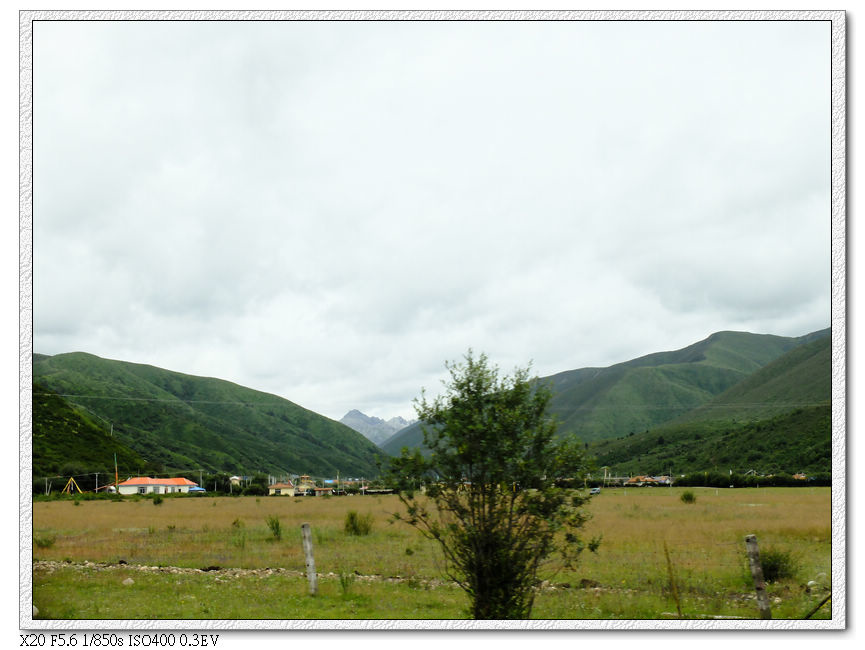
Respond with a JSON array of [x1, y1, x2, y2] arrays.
[[31, 489, 833, 621]]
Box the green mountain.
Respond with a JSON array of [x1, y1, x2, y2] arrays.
[[32, 352, 384, 477], [591, 334, 832, 475], [380, 328, 830, 456], [32, 379, 149, 484], [669, 334, 832, 425]]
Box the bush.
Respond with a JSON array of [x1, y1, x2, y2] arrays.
[[152, 495, 164, 506], [34, 533, 56, 549], [760, 547, 799, 582], [680, 490, 697, 504], [266, 515, 282, 541], [344, 510, 373, 536]]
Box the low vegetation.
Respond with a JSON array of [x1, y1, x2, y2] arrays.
[[344, 510, 373, 536], [680, 490, 697, 504], [266, 515, 282, 541], [759, 546, 801, 583]]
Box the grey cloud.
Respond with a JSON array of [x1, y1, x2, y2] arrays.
[[32, 19, 832, 420]]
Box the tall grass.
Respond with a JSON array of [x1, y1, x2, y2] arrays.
[[344, 510, 373, 536], [266, 515, 282, 541]]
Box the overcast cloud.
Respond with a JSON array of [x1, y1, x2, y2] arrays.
[[32, 19, 831, 421]]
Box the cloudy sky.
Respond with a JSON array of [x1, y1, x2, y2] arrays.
[[32, 18, 832, 421]]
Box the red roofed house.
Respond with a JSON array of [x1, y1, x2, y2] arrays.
[[117, 477, 199, 496], [268, 481, 296, 496]]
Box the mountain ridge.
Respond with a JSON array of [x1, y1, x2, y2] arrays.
[[339, 409, 416, 445], [589, 335, 832, 475], [33, 352, 384, 477], [380, 328, 830, 456]]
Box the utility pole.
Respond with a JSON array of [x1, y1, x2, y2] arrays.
[[95, 472, 99, 493]]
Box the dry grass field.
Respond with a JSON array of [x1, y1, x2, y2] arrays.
[[31, 487, 833, 621]]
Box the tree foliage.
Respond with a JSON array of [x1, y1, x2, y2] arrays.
[[388, 351, 594, 619]]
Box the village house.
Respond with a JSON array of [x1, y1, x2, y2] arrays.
[[624, 475, 672, 487], [295, 475, 316, 495], [116, 477, 199, 495], [268, 481, 296, 496]]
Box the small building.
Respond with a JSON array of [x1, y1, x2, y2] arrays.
[[313, 487, 333, 497], [268, 481, 296, 496], [117, 477, 199, 495]]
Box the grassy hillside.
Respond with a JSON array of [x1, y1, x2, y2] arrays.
[[544, 330, 821, 441], [33, 353, 383, 477], [32, 380, 150, 482], [670, 335, 831, 425], [591, 404, 830, 476], [381, 329, 829, 455], [590, 336, 832, 475]]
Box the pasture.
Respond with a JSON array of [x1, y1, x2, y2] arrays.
[[31, 487, 833, 621]]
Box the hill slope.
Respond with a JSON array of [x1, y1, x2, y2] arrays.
[[380, 328, 829, 455], [33, 353, 383, 477], [32, 379, 149, 483], [669, 334, 832, 425], [591, 335, 832, 474]]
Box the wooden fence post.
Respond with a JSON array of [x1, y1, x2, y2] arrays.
[[744, 534, 772, 619], [301, 522, 318, 596]]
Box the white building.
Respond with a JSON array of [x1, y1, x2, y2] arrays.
[[116, 477, 199, 495]]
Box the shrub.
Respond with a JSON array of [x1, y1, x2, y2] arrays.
[[339, 572, 355, 596], [680, 490, 697, 504], [152, 495, 164, 506], [344, 510, 374, 536], [760, 547, 799, 582], [34, 533, 56, 549], [266, 515, 282, 541]]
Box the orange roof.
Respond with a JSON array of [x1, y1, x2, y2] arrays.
[[118, 477, 198, 486], [269, 482, 295, 489]]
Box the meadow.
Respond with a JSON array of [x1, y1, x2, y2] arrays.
[[31, 487, 833, 621]]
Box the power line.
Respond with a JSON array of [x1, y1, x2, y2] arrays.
[[33, 392, 280, 406]]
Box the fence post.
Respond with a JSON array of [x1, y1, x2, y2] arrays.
[[744, 534, 772, 619], [301, 522, 318, 596]]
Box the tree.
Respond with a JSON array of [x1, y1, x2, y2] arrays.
[[388, 351, 595, 619]]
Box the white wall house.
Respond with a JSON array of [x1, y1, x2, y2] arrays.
[[268, 481, 296, 496], [116, 477, 199, 495]]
